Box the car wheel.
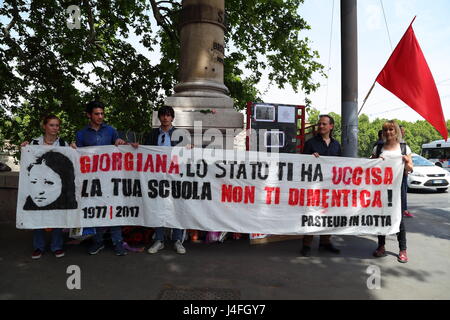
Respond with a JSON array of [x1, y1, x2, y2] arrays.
[[437, 188, 447, 193]]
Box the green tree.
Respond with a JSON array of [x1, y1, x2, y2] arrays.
[[306, 106, 320, 125], [357, 117, 447, 157], [402, 120, 443, 154], [303, 110, 448, 157], [328, 112, 341, 144], [0, 0, 324, 156], [357, 114, 376, 157]]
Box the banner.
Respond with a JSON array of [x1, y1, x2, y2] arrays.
[[16, 145, 404, 235]]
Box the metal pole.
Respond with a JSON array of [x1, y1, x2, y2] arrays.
[[341, 0, 358, 157]]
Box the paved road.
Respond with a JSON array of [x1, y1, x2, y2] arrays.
[[0, 191, 449, 300]]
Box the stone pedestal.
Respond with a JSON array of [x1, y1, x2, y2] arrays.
[[156, 0, 244, 144]]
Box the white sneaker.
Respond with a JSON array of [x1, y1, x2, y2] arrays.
[[174, 240, 186, 254], [147, 241, 164, 254]]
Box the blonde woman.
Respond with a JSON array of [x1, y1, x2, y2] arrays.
[[21, 114, 75, 259], [371, 120, 413, 263]]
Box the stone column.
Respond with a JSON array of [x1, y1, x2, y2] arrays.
[[156, 0, 243, 145]]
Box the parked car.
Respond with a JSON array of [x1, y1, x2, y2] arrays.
[[408, 154, 450, 192]]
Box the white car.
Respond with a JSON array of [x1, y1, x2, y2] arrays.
[[408, 154, 450, 192]]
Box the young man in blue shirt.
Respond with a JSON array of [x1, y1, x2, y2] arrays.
[[76, 101, 128, 256], [301, 114, 342, 257], [145, 106, 187, 255]]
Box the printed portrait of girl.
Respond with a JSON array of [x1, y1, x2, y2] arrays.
[[23, 151, 78, 210]]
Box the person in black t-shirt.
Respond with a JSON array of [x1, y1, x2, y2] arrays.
[[301, 114, 342, 257]]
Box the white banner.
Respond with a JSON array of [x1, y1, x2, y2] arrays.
[[16, 145, 404, 235]]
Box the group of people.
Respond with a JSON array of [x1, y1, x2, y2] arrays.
[[22, 102, 187, 259], [21, 102, 413, 264]]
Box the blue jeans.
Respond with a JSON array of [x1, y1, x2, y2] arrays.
[[33, 229, 63, 252], [154, 228, 184, 241], [93, 226, 123, 245], [401, 175, 408, 212]]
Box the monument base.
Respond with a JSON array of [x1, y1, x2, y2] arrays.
[[154, 96, 244, 131]]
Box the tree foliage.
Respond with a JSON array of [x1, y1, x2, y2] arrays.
[[307, 107, 449, 157], [0, 0, 323, 154]]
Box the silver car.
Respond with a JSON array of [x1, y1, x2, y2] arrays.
[[408, 154, 450, 192]]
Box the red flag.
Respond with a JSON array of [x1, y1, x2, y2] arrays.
[[376, 19, 448, 140]]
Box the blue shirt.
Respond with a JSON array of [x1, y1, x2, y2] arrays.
[[303, 134, 342, 157], [76, 123, 119, 147], [158, 128, 172, 147]]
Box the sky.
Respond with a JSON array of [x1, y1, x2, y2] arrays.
[[258, 0, 450, 122]]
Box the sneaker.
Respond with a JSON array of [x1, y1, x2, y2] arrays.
[[300, 245, 311, 257], [54, 250, 65, 258], [32, 249, 43, 260], [403, 210, 414, 218], [114, 242, 127, 256], [398, 250, 408, 263], [373, 245, 387, 257], [174, 240, 186, 254], [88, 242, 105, 255], [319, 243, 341, 254], [148, 240, 164, 254]]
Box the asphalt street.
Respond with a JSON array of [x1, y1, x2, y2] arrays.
[[0, 190, 449, 300]]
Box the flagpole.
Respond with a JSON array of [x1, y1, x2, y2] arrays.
[[357, 80, 376, 115], [341, 0, 358, 158]]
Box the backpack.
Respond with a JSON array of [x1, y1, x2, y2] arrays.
[[32, 138, 67, 146], [375, 142, 407, 158]]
